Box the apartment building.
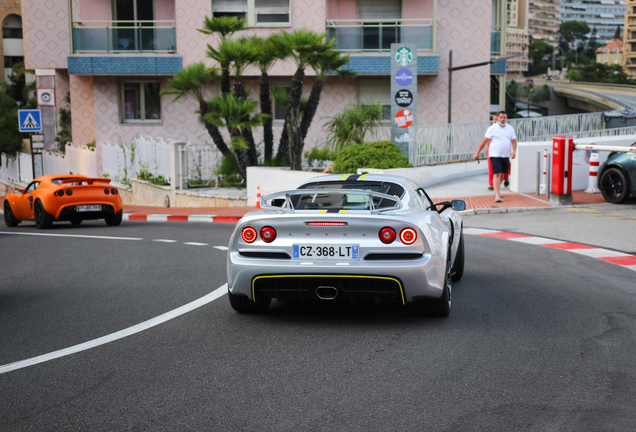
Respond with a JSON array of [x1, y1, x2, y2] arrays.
[[561, 0, 626, 44], [1, 0, 23, 81], [624, 0, 636, 77], [506, 0, 528, 76], [596, 37, 624, 64], [20, 0, 506, 165], [529, 0, 560, 45]]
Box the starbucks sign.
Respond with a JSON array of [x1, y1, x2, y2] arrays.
[[395, 47, 413, 66], [391, 44, 417, 156]]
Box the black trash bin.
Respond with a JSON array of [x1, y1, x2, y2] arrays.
[[604, 109, 636, 129]]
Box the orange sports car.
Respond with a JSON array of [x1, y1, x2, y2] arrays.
[[3, 175, 123, 229]]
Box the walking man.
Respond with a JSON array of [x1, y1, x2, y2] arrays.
[[473, 111, 517, 203]]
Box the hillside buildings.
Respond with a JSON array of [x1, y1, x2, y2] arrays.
[[560, 0, 626, 44]]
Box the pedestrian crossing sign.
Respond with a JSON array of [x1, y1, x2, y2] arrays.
[[18, 109, 42, 132]]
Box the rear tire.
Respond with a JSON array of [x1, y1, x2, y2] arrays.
[[4, 201, 20, 227], [408, 258, 452, 317], [600, 167, 631, 204], [34, 200, 53, 229], [228, 290, 271, 314], [105, 210, 123, 226], [451, 231, 465, 282]]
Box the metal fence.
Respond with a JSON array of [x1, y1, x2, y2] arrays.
[[103, 136, 172, 184], [408, 112, 606, 166]]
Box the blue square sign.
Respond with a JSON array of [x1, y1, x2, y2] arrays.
[[18, 109, 42, 132]]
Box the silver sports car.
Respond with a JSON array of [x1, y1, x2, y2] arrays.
[[227, 174, 466, 317]]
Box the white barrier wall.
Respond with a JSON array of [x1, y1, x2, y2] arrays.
[[65, 144, 98, 178], [19, 153, 33, 183], [511, 135, 635, 193], [0, 153, 20, 185], [43, 151, 68, 176]]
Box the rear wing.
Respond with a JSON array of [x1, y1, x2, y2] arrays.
[[59, 178, 112, 186], [260, 189, 403, 214]]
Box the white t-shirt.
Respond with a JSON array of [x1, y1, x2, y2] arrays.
[[485, 123, 517, 158]]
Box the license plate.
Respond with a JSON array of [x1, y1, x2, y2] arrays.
[[293, 245, 359, 260], [77, 205, 101, 212]]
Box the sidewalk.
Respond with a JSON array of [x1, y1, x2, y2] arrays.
[[1, 175, 608, 223]]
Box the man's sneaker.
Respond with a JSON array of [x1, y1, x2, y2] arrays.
[[504, 180, 509, 187]]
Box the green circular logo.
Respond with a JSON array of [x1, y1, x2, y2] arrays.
[[395, 47, 413, 66]]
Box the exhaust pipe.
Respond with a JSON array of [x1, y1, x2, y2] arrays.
[[315, 286, 338, 300]]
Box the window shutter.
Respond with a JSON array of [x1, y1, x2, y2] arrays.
[[212, 0, 248, 12], [358, 80, 390, 105], [358, 0, 402, 20], [255, 0, 289, 14]]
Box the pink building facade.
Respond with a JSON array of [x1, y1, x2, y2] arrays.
[[21, 0, 504, 164]]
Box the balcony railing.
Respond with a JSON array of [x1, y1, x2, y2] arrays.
[[71, 20, 176, 54], [326, 19, 436, 53], [491, 25, 502, 55]]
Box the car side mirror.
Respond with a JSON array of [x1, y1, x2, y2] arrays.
[[451, 200, 466, 211], [14, 188, 25, 194]]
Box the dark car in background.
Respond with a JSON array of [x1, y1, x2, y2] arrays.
[[598, 143, 636, 203]]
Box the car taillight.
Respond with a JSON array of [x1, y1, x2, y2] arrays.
[[241, 226, 257, 243], [400, 228, 417, 245], [379, 227, 396, 244], [66, 189, 73, 196], [306, 221, 347, 227], [260, 226, 276, 243], [104, 188, 110, 194], [56, 190, 64, 197], [111, 188, 117, 195]]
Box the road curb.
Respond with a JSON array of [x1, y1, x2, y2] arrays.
[[123, 213, 242, 223]]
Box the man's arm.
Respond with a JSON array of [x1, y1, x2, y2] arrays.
[[510, 139, 517, 159], [473, 137, 491, 160]]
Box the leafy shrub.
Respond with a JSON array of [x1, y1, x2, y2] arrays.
[[304, 145, 333, 167], [332, 141, 410, 174], [216, 152, 245, 187]]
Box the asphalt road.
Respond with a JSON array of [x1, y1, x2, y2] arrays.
[[1, 215, 636, 431]]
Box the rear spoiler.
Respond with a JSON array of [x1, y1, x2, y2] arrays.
[[59, 178, 112, 185], [260, 189, 403, 214]]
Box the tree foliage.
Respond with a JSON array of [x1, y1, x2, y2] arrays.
[[559, 21, 591, 52], [325, 103, 383, 151], [0, 64, 35, 157], [528, 37, 554, 75], [566, 63, 636, 85], [332, 141, 410, 174]]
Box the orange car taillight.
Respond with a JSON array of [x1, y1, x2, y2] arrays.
[[241, 226, 257, 243], [260, 226, 276, 243], [379, 227, 396, 244], [104, 188, 110, 194], [56, 190, 64, 197], [111, 188, 118, 195], [400, 228, 418, 245], [66, 189, 73, 196]]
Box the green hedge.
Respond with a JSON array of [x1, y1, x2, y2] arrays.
[[332, 141, 410, 174]]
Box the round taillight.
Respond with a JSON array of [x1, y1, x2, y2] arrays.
[[56, 190, 64, 197], [66, 189, 72, 196], [241, 226, 257, 243], [111, 188, 117, 195], [104, 188, 110, 194], [400, 228, 418, 245], [260, 226, 276, 243], [379, 227, 396, 244]]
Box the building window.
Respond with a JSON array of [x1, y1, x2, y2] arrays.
[[358, 79, 391, 122], [212, 0, 290, 25], [120, 81, 161, 123]]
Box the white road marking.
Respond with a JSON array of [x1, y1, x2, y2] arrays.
[[153, 239, 177, 243], [213, 246, 228, 250], [0, 284, 228, 375], [184, 242, 208, 246], [147, 215, 168, 222], [0, 231, 142, 241]]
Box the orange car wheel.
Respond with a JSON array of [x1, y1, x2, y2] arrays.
[[34, 200, 54, 229], [3, 201, 20, 227]]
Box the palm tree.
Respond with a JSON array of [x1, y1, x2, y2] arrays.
[[270, 29, 330, 164], [162, 62, 231, 156], [251, 35, 279, 163], [325, 103, 383, 151], [198, 16, 246, 94], [207, 37, 260, 165], [300, 48, 353, 142], [204, 92, 270, 177]]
